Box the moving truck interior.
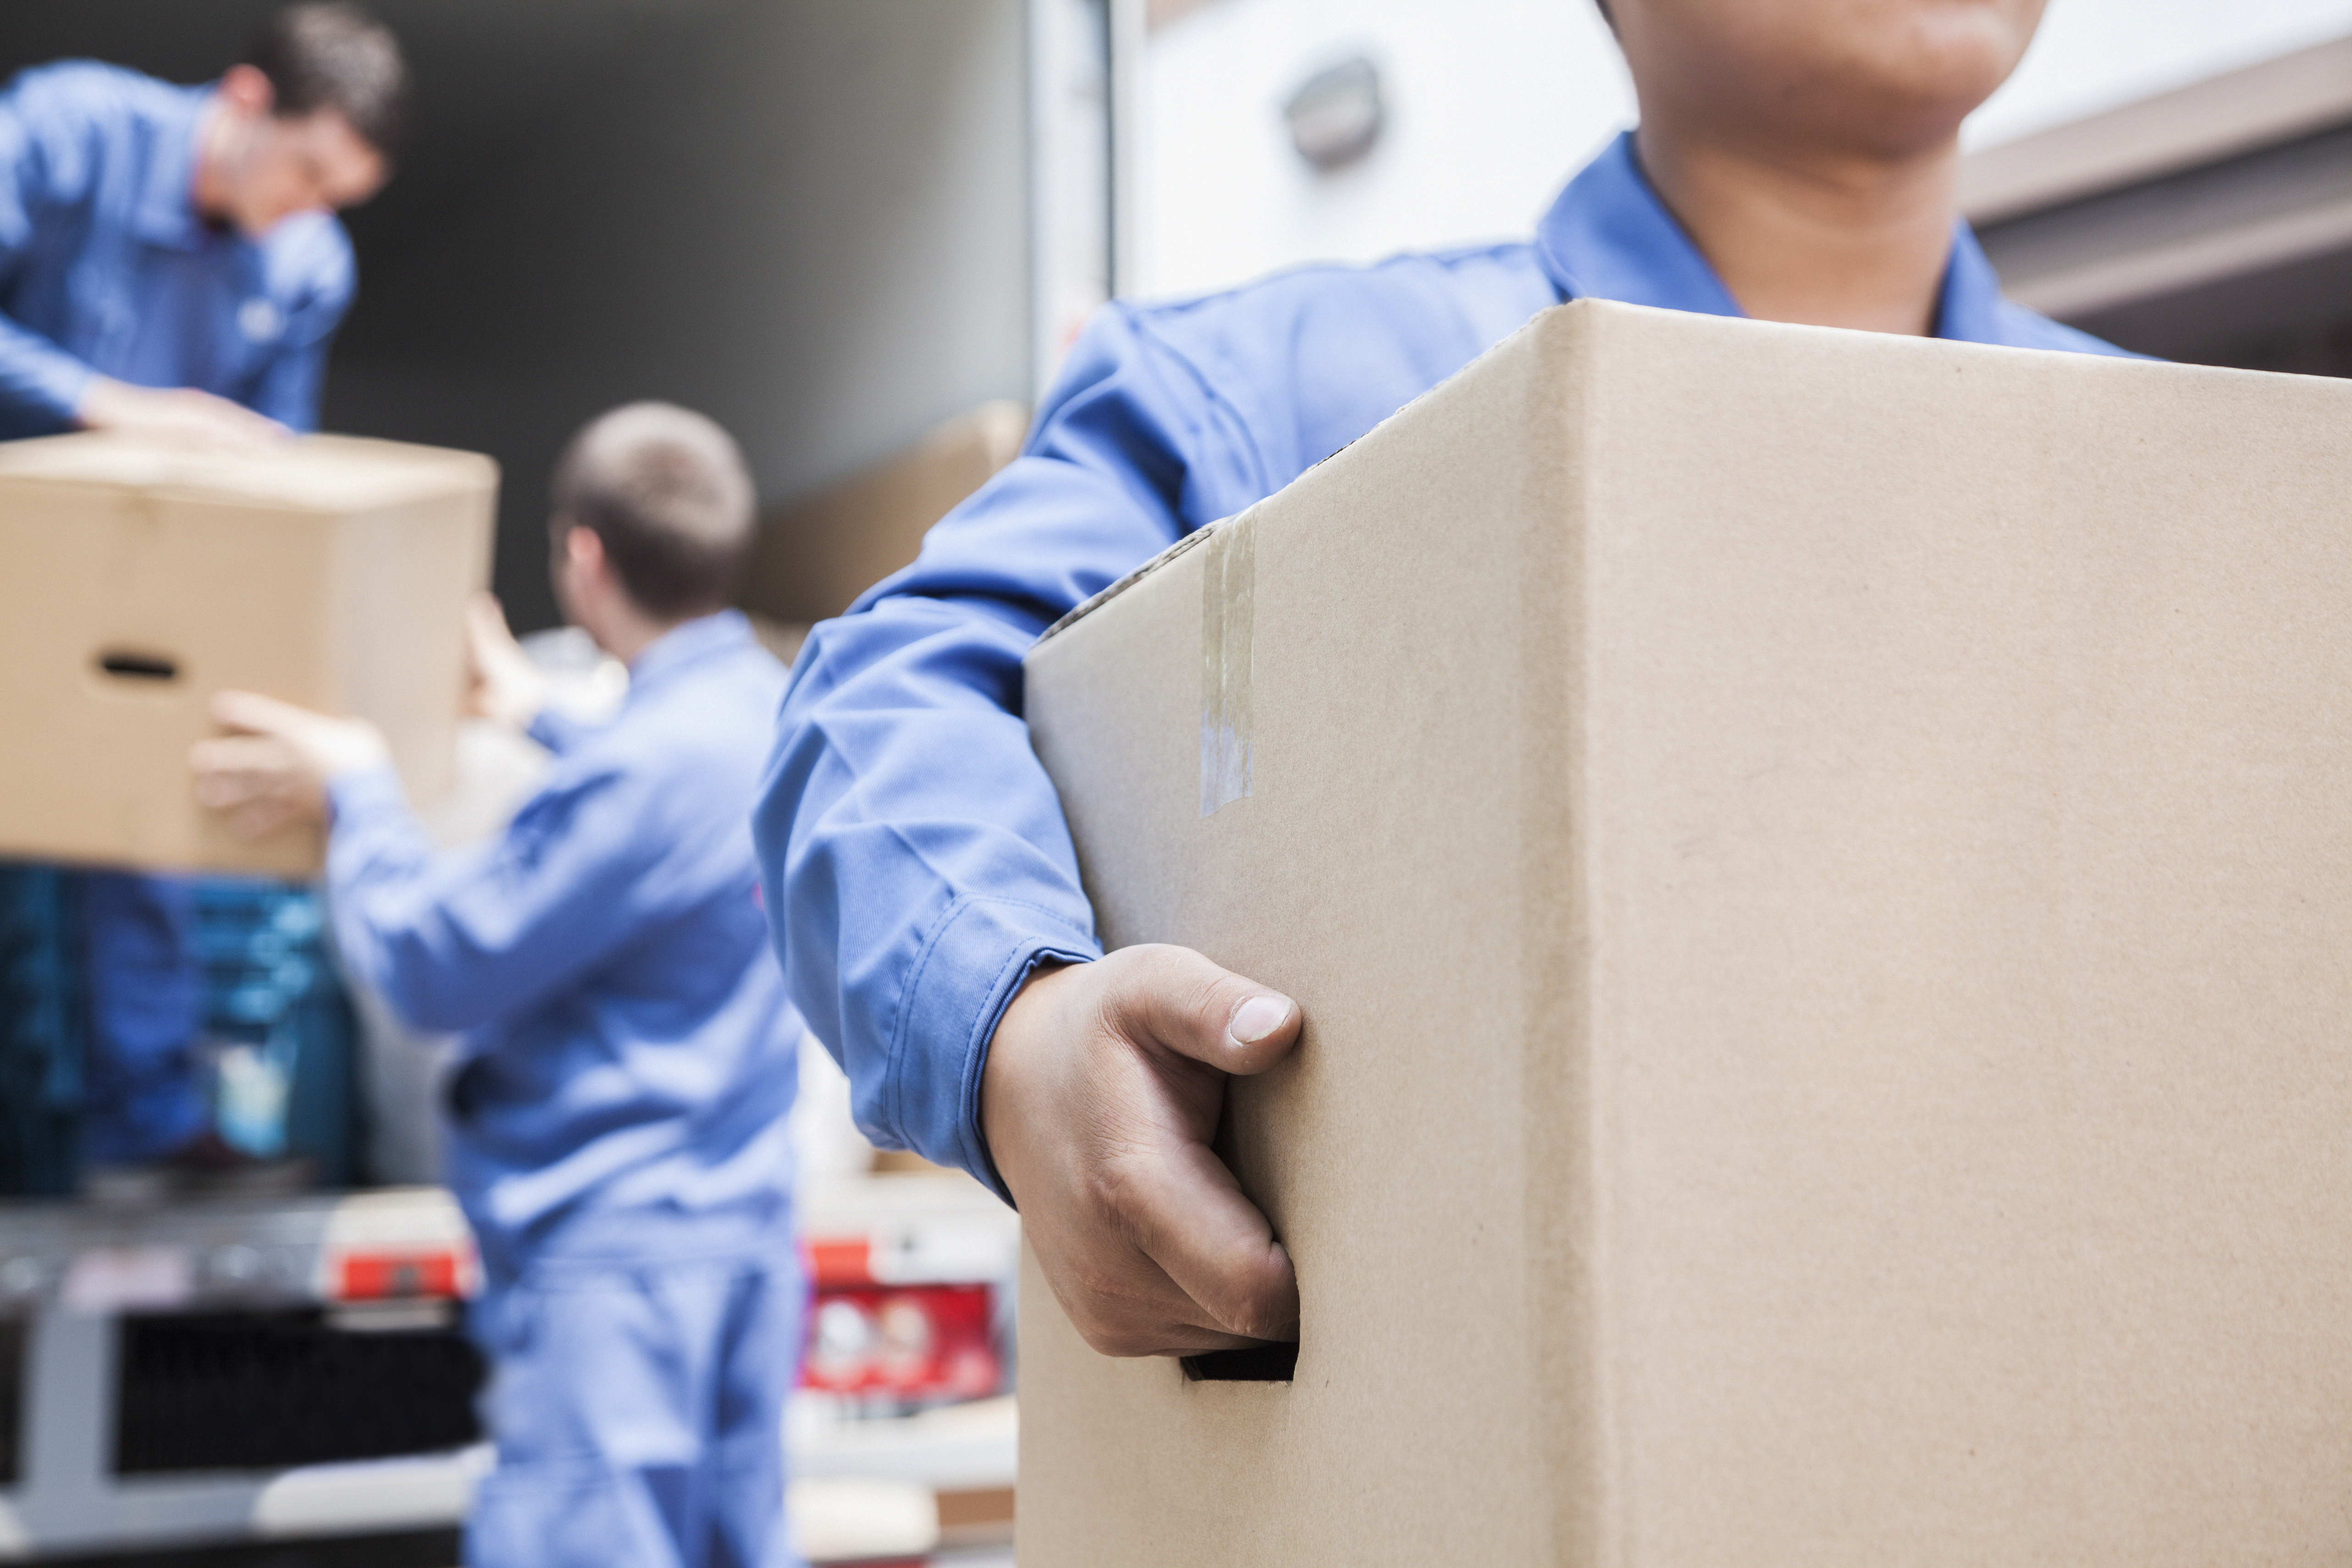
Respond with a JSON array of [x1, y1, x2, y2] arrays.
[[0, 2, 1085, 1558]]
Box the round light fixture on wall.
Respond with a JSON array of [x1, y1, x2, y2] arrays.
[[1284, 55, 1384, 173]]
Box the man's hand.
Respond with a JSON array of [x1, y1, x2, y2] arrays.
[[77, 377, 289, 451], [982, 944, 1303, 1356], [464, 592, 546, 729], [190, 691, 390, 840]]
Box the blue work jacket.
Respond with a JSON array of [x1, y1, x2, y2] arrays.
[[330, 613, 802, 1270], [755, 131, 2132, 1198], [0, 61, 354, 437]]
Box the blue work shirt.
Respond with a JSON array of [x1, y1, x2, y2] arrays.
[[329, 612, 802, 1271], [0, 61, 355, 437], [755, 131, 2132, 1198]]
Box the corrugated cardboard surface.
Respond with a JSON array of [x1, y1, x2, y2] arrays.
[[0, 433, 496, 875], [1020, 301, 2352, 1564]]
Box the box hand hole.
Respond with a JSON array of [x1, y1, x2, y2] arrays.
[[95, 649, 181, 683], [1180, 1341, 1297, 1382]]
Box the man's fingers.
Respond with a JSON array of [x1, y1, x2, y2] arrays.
[[466, 591, 513, 649], [1042, 1236, 1280, 1357], [1116, 1137, 1302, 1343], [209, 688, 316, 738], [985, 947, 1309, 1360], [189, 735, 300, 801], [1106, 944, 1301, 1076], [464, 593, 502, 676], [1093, 946, 1306, 1338], [227, 798, 300, 841], [1030, 1221, 1274, 1357], [194, 392, 289, 447]]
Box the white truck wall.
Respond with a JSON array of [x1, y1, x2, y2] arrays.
[[1139, 0, 2352, 303], [1139, 0, 1630, 303]]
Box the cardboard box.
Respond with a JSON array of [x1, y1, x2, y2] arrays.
[[742, 400, 1026, 627], [1019, 300, 2352, 1564], [0, 433, 497, 876]]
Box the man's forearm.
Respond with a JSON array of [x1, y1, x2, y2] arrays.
[[322, 763, 445, 1022], [754, 301, 1237, 1191], [758, 595, 1102, 1192]]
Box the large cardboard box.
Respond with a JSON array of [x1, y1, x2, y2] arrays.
[[1019, 301, 2352, 1564], [0, 433, 497, 876]]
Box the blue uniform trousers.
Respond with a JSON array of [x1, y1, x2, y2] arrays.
[[465, 1217, 804, 1568]]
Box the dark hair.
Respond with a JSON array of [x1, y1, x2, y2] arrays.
[[552, 403, 758, 622], [241, 4, 410, 155]]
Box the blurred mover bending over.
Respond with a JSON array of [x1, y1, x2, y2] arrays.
[[0, 3, 403, 1174], [756, 0, 2134, 1360], [193, 405, 804, 1568]]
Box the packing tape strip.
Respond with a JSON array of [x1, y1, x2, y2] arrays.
[[1200, 509, 1255, 816]]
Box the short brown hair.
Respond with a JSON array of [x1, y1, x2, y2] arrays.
[[551, 403, 758, 622], [242, 3, 410, 155]]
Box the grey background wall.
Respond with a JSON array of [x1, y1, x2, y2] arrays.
[[0, 0, 1034, 629]]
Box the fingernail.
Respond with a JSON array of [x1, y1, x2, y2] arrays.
[[1228, 995, 1292, 1046]]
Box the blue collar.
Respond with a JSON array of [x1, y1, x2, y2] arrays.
[[130, 84, 220, 250], [1535, 131, 2009, 346], [625, 608, 757, 699]]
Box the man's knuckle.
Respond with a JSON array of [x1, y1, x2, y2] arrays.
[[1204, 1291, 1259, 1339], [1086, 1153, 1152, 1237], [1078, 1320, 1151, 1358], [1063, 1240, 1159, 1311], [1203, 1269, 1289, 1341]]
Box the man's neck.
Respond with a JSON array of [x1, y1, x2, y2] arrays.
[[1634, 121, 1962, 337], [598, 610, 691, 670]]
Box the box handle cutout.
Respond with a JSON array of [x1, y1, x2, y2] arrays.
[[95, 650, 181, 683], [1180, 1342, 1296, 1382]]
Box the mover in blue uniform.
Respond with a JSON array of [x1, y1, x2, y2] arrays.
[[191, 404, 804, 1568], [757, 0, 2136, 1360], [0, 4, 406, 1172]]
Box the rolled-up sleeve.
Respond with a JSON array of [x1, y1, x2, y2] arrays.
[[755, 302, 1276, 1195]]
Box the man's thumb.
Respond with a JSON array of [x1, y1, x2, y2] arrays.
[[209, 688, 292, 736], [1110, 944, 1301, 1076]]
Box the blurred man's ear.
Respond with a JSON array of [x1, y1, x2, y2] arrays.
[[563, 525, 607, 578], [217, 63, 276, 118], [552, 524, 610, 617]]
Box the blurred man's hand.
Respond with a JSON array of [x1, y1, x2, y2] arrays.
[[77, 377, 289, 451], [190, 691, 389, 840], [464, 592, 547, 729], [981, 944, 1303, 1356]]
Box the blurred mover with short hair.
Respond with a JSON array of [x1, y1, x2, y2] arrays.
[[194, 403, 804, 1568]]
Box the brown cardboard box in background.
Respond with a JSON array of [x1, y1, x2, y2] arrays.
[[740, 400, 1026, 660], [1021, 301, 2352, 1564], [0, 433, 496, 877]]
